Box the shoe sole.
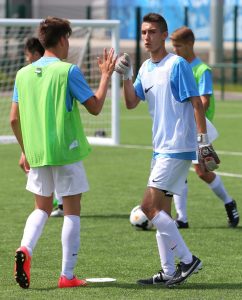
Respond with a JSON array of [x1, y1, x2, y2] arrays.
[[166, 261, 202, 288], [15, 251, 30, 289], [228, 219, 239, 228]]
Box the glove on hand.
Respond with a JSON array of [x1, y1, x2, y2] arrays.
[[198, 144, 220, 172], [115, 53, 133, 80]]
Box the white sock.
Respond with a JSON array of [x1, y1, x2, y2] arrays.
[[61, 215, 80, 279], [21, 209, 48, 256], [156, 231, 175, 276], [173, 182, 188, 222], [208, 175, 232, 205], [152, 211, 192, 264]]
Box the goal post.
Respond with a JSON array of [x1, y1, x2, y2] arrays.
[[0, 18, 120, 145]]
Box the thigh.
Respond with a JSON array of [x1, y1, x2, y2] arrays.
[[141, 187, 172, 219], [35, 194, 53, 216]]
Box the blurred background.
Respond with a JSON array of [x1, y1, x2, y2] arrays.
[[0, 0, 241, 100]]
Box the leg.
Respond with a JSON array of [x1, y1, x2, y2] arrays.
[[15, 194, 51, 289], [173, 181, 189, 228], [194, 164, 239, 227], [138, 158, 202, 287], [58, 194, 86, 288]]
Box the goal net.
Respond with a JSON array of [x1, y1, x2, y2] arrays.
[[0, 18, 120, 145]]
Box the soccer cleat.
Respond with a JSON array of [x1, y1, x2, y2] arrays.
[[137, 270, 174, 285], [50, 208, 64, 217], [58, 275, 87, 288], [14, 246, 31, 289], [165, 255, 202, 288], [175, 220, 189, 229], [225, 200, 239, 228]]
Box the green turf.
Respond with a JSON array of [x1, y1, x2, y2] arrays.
[[1, 100, 242, 299]]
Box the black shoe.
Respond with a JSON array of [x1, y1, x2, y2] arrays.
[[137, 270, 174, 285], [225, 200, 239, 227], [175, 220, 189, 229], [165, 255, 202, 288]]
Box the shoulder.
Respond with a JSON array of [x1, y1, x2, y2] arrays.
[[171, 55, 192, 76], [16, 64, 33, 78]]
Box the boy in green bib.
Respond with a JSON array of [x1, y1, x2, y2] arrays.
[[10, 16, 117, 289], [171, 26, 239, 229]]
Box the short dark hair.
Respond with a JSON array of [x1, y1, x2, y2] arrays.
[[142, 13, 168, 33], [24, 37, 45, 56], [170, 26, 195, 43], [38, 16, 72, 49]]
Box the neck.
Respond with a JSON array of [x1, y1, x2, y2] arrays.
[[186, 52, 196, 63], [44, 49, 61, 59], [150, 48, 168, 63]]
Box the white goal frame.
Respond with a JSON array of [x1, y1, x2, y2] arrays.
[[0, 18, 120, 146]]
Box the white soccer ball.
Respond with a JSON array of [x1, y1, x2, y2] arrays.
[[129, 205, 153, 230]]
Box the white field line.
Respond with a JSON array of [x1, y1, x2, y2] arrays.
[[118, 144, 242, 178], [120, 114, 242, 120], [189, 168, 242, 179]]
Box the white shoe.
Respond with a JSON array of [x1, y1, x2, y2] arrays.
[[50, 208, 64, 217]]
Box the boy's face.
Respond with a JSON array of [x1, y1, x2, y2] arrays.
[[25, 49, 42, 63], [141, 22, 167, 54], [171, 40, 191, 60]]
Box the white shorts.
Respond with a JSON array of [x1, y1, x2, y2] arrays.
[[26, 161, 89, 197], [147, 157, 191, 196]]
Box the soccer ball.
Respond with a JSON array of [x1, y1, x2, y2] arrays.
[[129, 205, 153, 230]]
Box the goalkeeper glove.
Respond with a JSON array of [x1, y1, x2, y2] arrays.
[[115, 53, 133, 80], [197, 133, 220, 172]]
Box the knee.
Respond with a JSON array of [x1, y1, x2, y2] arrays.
[[140, 204, 156, 220]]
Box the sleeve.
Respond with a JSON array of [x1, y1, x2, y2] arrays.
[[198, 69, 213, 96], [170, 57, 199, 102], [12, 82, 18, 103], [133, 72, 145, 100], [68, 65, 94, 104]]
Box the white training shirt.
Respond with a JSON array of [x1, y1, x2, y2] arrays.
[[134, 53, 200, 160]]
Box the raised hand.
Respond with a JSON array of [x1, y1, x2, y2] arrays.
[[115, 53, 133, 80], [97, 48, 117, 78]]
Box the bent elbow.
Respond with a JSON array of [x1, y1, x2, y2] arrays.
[[10, 116, 19, 127], [126, 102, 138, 110], [90, 108, 100, 116]]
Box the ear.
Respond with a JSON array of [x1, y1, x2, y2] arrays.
[[162, 31, 168, 41], [59, 36, 65, 47]]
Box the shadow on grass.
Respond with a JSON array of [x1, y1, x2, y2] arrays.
[[29, 281, 242, 291], [190, 226, 242, 230], [81, 214, 129, 219]]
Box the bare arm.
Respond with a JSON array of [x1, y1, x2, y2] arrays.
[[10, 102, 30, 171], [200, 94, 210, 112], [83, 48, 117, 115], [123, 80, 140, 109], [10, 102, 24, 152], [190, 96, 207, 134]]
